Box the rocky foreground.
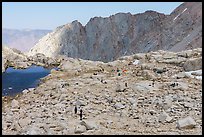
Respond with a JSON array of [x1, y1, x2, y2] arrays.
[[2, 48, 202, 135]]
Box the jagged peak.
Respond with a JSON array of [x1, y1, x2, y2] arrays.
[[71, 20, 79, 24], [55, 20, 84, 32]]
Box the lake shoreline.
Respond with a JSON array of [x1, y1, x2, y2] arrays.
[[2, 65, 57, 97]]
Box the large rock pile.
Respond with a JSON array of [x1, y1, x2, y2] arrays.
[[2, 48, 202, 135]]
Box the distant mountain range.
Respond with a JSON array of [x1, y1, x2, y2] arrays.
[[2, 29, 51, 52], [11, 2, 203, 62]]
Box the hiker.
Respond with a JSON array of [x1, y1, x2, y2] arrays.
[[152, 79, 155, 87], [122, 69, 127, 76], [170, 83, 175, 87], [74, 105, 77, 114], [80, 108, 83, 120], [125, 82, 127, 87]]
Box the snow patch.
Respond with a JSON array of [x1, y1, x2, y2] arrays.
[[8, 87, 13, 90], [182, 8, 187, 14], [173, 14, 180, 21], [195, 76, 202, 80], [173, 8, 187, 22], [133, 60, 140, 65], [185, 70, 202, 80]]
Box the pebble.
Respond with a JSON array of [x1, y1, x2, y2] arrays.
[[158, 111, 173, 123], [114, 102, 125, 109]]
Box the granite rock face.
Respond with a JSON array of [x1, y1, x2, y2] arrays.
[[28, 2, 202, 62]]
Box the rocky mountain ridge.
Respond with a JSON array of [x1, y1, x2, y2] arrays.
[[28, 2, 202, 62]]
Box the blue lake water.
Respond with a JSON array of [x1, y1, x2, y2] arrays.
[[2, 65, 56, 96]]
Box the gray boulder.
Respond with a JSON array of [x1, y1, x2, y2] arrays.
[[158, 111, 173, 123], [114, 102, 125, 109], [115, 83, 126, 92], [80, 120, 98, 130], [74, 125, 86, 134], [183, 57, 202, 71], [177, 116, 196, 129], [11, 99, 20, 109], [25, 126, 45, 135]]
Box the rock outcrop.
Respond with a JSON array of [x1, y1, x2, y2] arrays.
[[28, 2, 202, 62], [2, 46, 28, 72], [2, 46, 60, 73]]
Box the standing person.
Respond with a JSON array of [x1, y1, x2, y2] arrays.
[[74, 105, 77, 114], [152, 79, 155, 87], [80, 108, 83, 120]]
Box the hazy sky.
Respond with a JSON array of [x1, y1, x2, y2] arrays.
[[3, 2, 183, 30]]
